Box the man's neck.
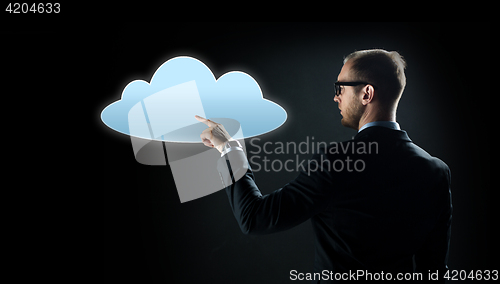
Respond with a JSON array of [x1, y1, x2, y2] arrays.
[[357, 107, 396, 131]]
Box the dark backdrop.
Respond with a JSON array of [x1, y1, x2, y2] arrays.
[[97, 22, 492, 283], [5, 22, 490, 283]]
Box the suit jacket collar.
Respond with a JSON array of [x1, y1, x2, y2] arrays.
[[354, 126, 412, 142]]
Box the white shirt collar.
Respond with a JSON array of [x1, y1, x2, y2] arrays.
[[358, 121, 400, 133]]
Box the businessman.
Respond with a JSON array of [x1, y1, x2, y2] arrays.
[[196, 49, 452, 283]]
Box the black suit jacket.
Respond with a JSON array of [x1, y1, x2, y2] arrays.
[[217, 127, 452, 283]]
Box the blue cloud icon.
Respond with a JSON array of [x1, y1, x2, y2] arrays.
[[101, 56, 287, 142]]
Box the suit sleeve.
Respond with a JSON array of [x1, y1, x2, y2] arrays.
[[217, 149, 334, 235], [414, 166, 452, 282]]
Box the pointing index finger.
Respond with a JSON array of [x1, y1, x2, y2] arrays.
[[195, 115, 217, 127]]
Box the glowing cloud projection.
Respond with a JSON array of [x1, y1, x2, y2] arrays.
[[100, 56, 287, 202], [101, 56, 287, 142]]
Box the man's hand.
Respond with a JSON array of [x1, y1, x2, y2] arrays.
[[195, 115, 233, 153]]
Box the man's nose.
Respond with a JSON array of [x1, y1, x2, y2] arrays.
[[333, 95, 340, 103]]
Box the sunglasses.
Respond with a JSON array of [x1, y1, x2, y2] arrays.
[[334, 81, 376, 96]]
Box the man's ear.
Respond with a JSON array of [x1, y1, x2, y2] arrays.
[[361, 85, 375, 106]]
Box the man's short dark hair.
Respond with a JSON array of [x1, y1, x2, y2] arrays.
[[344, 49, 407, 105]]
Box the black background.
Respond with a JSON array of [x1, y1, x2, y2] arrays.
[[4, 22, 490, 282]]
